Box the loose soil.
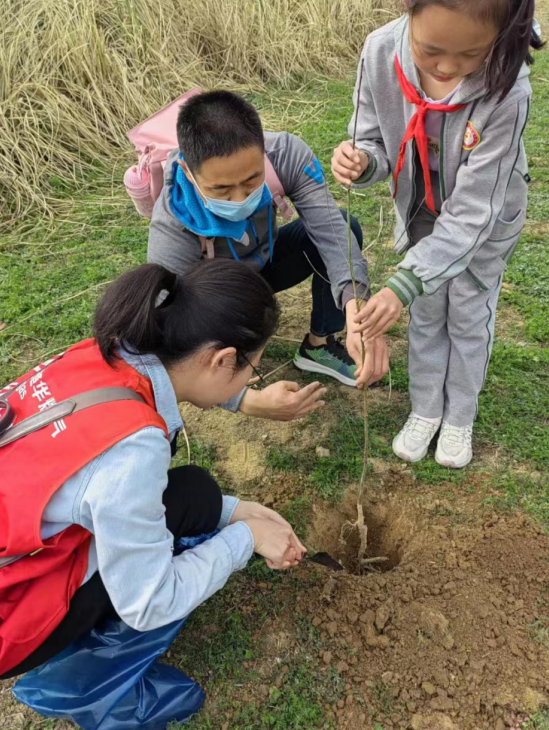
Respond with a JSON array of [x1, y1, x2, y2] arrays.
[[300, 476, 549, 729]]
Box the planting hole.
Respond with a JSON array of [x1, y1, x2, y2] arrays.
[[308, 492, 418, 575]]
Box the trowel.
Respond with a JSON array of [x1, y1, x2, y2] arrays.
[[303, 547, 345, 572]]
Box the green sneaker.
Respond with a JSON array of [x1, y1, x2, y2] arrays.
[[294, 334, 357, 387]]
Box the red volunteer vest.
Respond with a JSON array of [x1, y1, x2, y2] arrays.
[[0, 339, 168, 675]]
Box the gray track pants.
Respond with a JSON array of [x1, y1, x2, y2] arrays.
[[406, 166, 508, 426], [408, 272, 502, 426]]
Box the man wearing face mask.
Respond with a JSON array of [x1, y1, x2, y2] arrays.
[[148, 91, 389, 419]]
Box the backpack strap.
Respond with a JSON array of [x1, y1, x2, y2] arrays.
[[264, 157, 294, 222], [0, 388, 145, 448]]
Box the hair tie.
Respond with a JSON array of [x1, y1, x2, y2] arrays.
[[155, 289, 170, 308], [155, 273, 179, 308]]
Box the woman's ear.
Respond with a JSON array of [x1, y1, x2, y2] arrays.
[[210, 347, 238, 373]]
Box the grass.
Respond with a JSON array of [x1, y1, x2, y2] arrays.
[[528, 617, 549, 647], [168, 565, 342, 730], [477, 343, 549, 467], [524, 709, 549, 730], [0, 204, 149, 383], [485, 472, 549, 527], [503, 231, 549, 344]]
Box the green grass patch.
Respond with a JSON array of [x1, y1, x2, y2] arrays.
[[266, 399, 409, 500], [266, 445, 306, 474], [503, 233, 549, 344], [410, 459, 467, 486], [528, 616, 549, 648], [524, 708, 549, 730], [0, 202, 148, 385], [283, 495, 313, 536], [485, 471, 549, 529], [263, 340, 297, 363], [477, 343, 549, 467], [174, 568, 340, 730]]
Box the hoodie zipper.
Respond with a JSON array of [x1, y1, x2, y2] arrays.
[[439, 114, 447, 202], [404, 141, 418, 243]]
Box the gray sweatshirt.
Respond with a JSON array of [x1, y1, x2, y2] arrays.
[[350, 16, 531, 302], [148, 131, 369, 310]]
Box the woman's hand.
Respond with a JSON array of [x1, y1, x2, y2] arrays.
[[331, 141, 369, 186], [230, 500, 291, 529], [239, 381, 326, 421], [231, 501, 306, 570], [244, 518, 307, 570], [353, 288, 403, 340]]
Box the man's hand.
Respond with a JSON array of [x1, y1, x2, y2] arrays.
[[354, 288, 403, 340], [346, 302, 389, 388], [239, 381, 326, 421], [331, 141, 369, 186], [355, 336, 389, 389], [346, 300, 364, 372]]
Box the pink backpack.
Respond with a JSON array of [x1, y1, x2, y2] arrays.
[[124, 89, 294, 253]]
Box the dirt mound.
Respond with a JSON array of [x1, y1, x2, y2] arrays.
[[303, 488, 549, 729]]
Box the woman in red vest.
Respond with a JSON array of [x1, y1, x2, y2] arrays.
[[0, 259, 306, 686]]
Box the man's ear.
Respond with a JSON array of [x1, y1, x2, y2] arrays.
[[178, 159, 194, 185]]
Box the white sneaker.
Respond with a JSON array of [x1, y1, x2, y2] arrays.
[[392, 414, 440, 463], [435, 421, 473, 469]]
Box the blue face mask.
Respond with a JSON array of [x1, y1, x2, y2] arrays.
[[189, 170, 266, 222]]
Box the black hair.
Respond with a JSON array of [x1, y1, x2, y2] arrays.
[[176, 91, 265, 172], [408, 0, 544, 100], [94, 260, 279, 369]]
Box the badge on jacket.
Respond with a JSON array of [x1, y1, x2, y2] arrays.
[[463, 121, 481, 151]]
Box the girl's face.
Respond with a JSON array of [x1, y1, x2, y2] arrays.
[[410, 4, 498, 86], [168, 346, 265, 410]]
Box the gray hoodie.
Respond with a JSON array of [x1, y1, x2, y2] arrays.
[[148, 132, 369, 309], [351, 16, 531, 302]]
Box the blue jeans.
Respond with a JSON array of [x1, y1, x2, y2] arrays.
[[261, 211, 364, 337]]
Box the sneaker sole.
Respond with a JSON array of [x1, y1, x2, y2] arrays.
[[435, 451, 473, 469], [293, 354, 357, 388]]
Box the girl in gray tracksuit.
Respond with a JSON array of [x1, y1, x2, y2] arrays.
[[332, 0, 542, 468]]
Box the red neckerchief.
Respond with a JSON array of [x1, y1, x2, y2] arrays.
[[393, 56, 465, 214]]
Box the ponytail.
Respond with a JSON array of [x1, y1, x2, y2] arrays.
[[408, 0, 545, 100], [94, 260, 279, 368]]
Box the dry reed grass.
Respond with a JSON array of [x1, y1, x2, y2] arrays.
[[0, 0, 398, 222]]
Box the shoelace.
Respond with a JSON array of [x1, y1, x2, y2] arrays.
[[325, 336, 354, 366], [404, 416, 438, 442], [441, 423, 472, 447]]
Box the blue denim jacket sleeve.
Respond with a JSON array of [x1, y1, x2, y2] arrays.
[[75, 427, 254, 632]]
